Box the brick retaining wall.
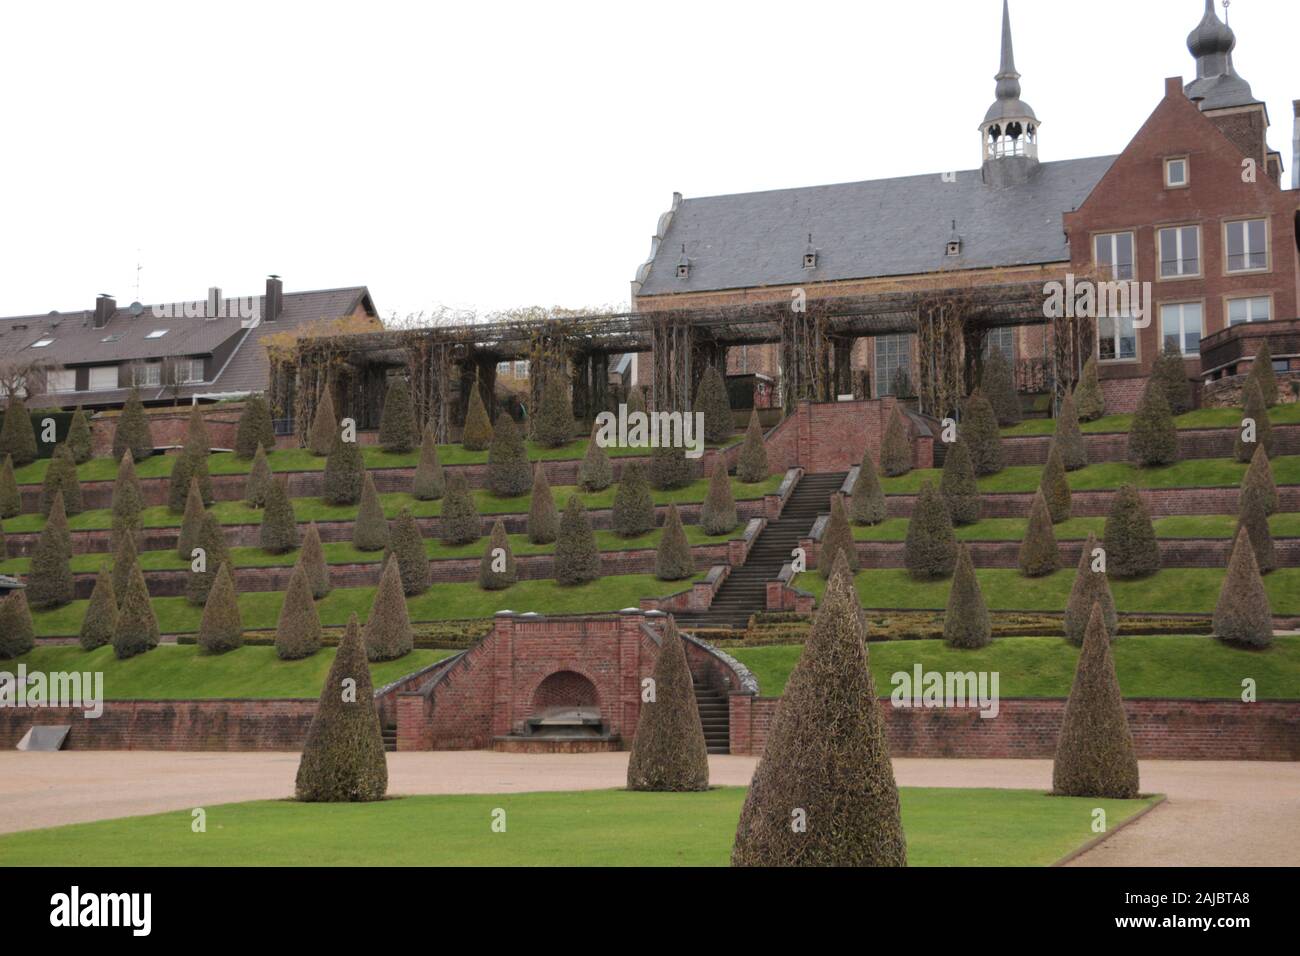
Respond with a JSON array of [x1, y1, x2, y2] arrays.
[[998, 424, 1300, 467]]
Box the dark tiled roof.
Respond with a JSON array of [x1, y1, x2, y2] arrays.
[[634, 156, 1116, 297]]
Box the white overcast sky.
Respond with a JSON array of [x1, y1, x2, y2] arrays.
[[1, 0, 1296, 321]]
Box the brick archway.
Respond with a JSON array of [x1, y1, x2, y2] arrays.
[[529, 669, 601, 715]]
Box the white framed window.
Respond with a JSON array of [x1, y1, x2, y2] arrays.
[[30, 338, 54, 349], [87, 365, 119, 391], [145, 329, 169, 339], [1094, 232, 1135, 280], [984, 327, 1014, 361], [496, 362, 510, 375], [1098, 314, 1137, 362], [1158, 225, 1200, 278], [875, 334, 912, 396], [514, 360, 528, 377], [1160, 303, 1203, 355], [1227, 296, 1271, 325], [1224, 219, 1268, 273], [173, 359, 204, 384], [46, 369, 76, 393], [1164, 157, 1188, 188], [131, 363, 161, 387]]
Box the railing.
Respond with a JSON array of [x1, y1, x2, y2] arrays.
[[1200, 318, 1300, 376]]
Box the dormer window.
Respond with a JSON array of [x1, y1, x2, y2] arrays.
[[675, 244, 690, 279], [802, 235, 818, 270], [1164, 157, 1189, 188], [945, 221, 962, 257]]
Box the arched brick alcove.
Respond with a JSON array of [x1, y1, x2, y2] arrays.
[[530, 670, 600, 714]]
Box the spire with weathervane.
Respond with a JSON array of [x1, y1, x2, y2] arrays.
[[980, 0, 1040, 185]]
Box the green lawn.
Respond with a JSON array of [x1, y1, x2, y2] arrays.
[[1000, 404, 1300, 437], [878, 455, 1300, 495], [0, 644, 451, 699], [851, 513, 1300, 542], [792, 567, 1300, 616], [27, 573, 704, 637], [732, 635, 1300, 698], [0, 524, 746, 575], [0, 787, 1158, 867], [0, 473, 783, 534]]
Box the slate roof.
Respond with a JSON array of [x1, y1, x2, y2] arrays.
[[634, 155, 1116, 298], [0, 285, 376, 405]]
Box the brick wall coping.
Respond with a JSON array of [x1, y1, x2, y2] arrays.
[[751, 694, 1300, 704], [1000, 422, 1300, 442], [775, 468, 801, 501], [680, 631, 759, 696]]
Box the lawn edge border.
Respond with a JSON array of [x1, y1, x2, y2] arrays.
[[1050, 793, 1168, 867]]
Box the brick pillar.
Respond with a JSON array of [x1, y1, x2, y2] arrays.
[[490, 611, 516, 737], [617, 608, 648, 744], [730, 695, 752, 755]]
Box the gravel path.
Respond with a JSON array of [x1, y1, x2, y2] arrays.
[[0, 753, 1295, 865]]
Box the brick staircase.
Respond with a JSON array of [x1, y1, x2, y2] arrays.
[[674, 471, 847, 630], [382, 722, 398, 753], [694, 678, 730, 754]]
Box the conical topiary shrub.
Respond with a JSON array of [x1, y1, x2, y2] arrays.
[[479, 518, 517, 590], [555, 495, 600, 585], [731, 553, 906, 867], [1127, 377, 1178, 467], [981, 348, 1021, 426], [1234, 377, 1274, 462], [378, 377, 417, 453], [0, 396, 38, 466], [879, 405, 913, 477], [939, 438, 980, 525], [307, 387, 338, 457], [66, 407, 93, 464], [1055, 390, 1088, 471], [649, 442, 694, 490], [167, 404, 213, 512], [1213, 527, 1273, 647], [736, 409, 769, 483], [412, 425, 445, 500], [904, 481, 956, 580], [40, 444, 82, 516], [1242, 445, 1277, 516], [699, 458, 737, 535], [1151, 342, 1193, 415], [186, 510, 232, 606], [28, 492, 73, 610], [79, 564, 118, 651], [1246, 340, 1278, 407], [389, 507, 430, 595], [532, 369, 574, 448], [818, 494, 859, 578], [1236, 477, 1276, 574], [578, 427, 612, 491], [276, 560, 323, 660], [197, 563, 243, 654], [176, 476, 205, 560], [943, 543, 990, 649], [322, 430, 365, 505], [1103, 484, 1159, 579], [294, 613, 388, 802], [352, 472, 389, 552], [1018, 489, 1059, 577], [694, 364, 733, 444], [244, 443, 273, 507], [611, 460, 654, 537], [1074, 356, 1106, 422], [260, 476, 301, 554], [850, 447, 887, 526], [0, 591, 35, 659], [363, 558, 413, 661], [300, 522, 331, 599], [526, 465, 559, 544], [1051, 603, 1140, 799], [114, 387, 155, 462], [461, 380, 494, 451], [112, 529, 139, 604], [626, 618, 710, 792], [235, 393, 276, 459], [0, 455, 20, 519], [655, 504, 694, 581], [486, 413, 532, 497], [962, 389, 1003, 476], [113, 562, 160, 659], [1063, 532, 1118, 646], [1039, 440, 1071, 523], [438, 472, 480, 545]]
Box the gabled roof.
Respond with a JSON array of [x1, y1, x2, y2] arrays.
[[634, 155, 1116, 298]]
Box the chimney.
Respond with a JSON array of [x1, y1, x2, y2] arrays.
[[93, 293, 116, 329], [206, 286, 222, 321], [1292, 101, 1299, 191], [265, 275, 283, 322]]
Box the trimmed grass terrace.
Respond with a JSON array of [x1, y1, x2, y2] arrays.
[[850, 513, 1300, 542], [0, 787, 1158, 867], [0, 644, 452, 699], [27, 572, 705, 637], [731, 634, 1300, 698], [1000, 403, 1300, 437], [792, 567, 1300, 616], [0, 473, 784, 535]]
